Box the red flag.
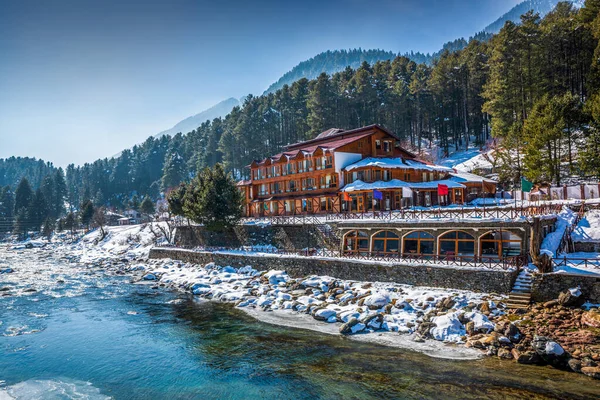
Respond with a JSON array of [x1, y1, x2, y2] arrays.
[[343, 192, 351, 201], [437, 184, 449, 196]]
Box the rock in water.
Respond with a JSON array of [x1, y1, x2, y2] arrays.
[[142, 273, 157, 281], [532, 335, 568, 366], [340, 318, 360, 335], [313, 308, 336, 322], [0, 268, 14, 274]]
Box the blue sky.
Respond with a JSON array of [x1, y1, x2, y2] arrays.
[[0, 0, 521, 167]]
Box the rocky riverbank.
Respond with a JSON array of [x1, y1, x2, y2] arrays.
[[2, 224, 600, 380]]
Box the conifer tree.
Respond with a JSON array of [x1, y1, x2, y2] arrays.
[[80, 200, 95, 230], [140, 196, 155, 216], [181, 164, 243, 231]]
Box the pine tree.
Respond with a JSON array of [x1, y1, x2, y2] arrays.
[[80, 200, 94, 230], [140, 196, 155, 216], [0, 186, 14, 234], [161, 151, 187, 191], [42, 217, 54, 241], [14, 178, 33, 216], [29, 188, 49, 232], [64, 212, 76, 235], [182, 164, 243, 231]]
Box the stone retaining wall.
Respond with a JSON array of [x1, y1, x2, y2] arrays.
[[174, 225, 330, 249], [149, 247, 518, 294], [531, 273, 600, 303], [573, 241, 600, 252]]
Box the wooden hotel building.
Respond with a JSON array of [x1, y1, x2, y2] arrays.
[[238, 125, 496, 217]]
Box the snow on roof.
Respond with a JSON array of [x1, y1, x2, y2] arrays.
[[449, 171, 496, 184], [341, 179, 465, 192], [344, 157, 453, 172], [442, 149, 495, 173]]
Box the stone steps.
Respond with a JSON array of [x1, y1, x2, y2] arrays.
[[506, 269, 534, 309]]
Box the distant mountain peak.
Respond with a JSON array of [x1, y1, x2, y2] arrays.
[[155, 97, 240, 138], [483, 0, 584, 33]]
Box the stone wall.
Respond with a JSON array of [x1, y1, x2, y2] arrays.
[[149, 247, 518, 294], [174, 225, 330, 249], [531, 273, 600, 303], [574, 241, 600, 252]]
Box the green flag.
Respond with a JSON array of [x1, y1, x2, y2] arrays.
[[521, 177, 533, 193]]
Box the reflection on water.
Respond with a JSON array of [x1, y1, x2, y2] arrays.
[[1, 250, 599, 399]]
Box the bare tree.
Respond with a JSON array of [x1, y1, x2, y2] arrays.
[[93, 206, 108, 243], [149, 204, 180, 245]]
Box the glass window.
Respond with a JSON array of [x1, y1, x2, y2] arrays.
[[372, 231, 399, 255], [403, 231, 434, 255], [343, 230, 369, 254]]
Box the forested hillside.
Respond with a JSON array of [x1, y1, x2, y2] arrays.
[[2, 1, 599, 217], [483, 0, 584, 33]]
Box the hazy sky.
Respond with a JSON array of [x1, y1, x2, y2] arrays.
[[0, 0, 521, 167]]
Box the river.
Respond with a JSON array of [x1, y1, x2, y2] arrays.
[[0, 246, 599, 399]]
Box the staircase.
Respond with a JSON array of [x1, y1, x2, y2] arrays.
[[315, 223, 342, 250], [506, 269, 533, 309]]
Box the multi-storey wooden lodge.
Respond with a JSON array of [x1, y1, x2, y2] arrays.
[[238, 125, 496, 217]]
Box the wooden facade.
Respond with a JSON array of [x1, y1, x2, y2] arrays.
[[238, 125, 496, 217]]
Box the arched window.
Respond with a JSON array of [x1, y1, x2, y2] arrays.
[[372, 230, 399, 254], [480, 231, 522, 258], [343, 230, 369, 255], [403, 231, 434, 255], [439, 231, 475, 257]]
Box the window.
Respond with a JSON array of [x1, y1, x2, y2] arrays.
[[320, 197, 333, 212], [259, 184, 269, 196], [439, 231, 475, 257], [343, 230, 369, 254], [383, 170, 391, 181], [403, 231, 434, 255], [480, 231, 521, 258], [297, 161, 304, 173], [287, 180, 297, 192], [403, 172, 411, 182], [301, 198, 312, 212], [358, 141, 363, 149], [374, 170, 382, 181], [372, 230, 400, 254], [325, 155, 333, 168], [383, 141, 391, 153], [375, 140, 381, 150]]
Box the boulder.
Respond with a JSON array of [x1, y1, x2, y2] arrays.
[[142, 273, 157, 281], [340, 318, 360, 335], [532, 335, 568, 366], [313, 308, 336, 322], [557, 288, 585, 307], [504, 323, 522, 344], [361, 313, 385, 330], [512, 349, 542, 364], [582, 311, 600, 328], [0, 268, 14, 274], [498, 347, 513, 360], [543, 300, 559, 308], [568, 358, 582, 373]]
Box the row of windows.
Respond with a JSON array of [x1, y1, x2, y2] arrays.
[[343, 230, 522, 258], [254, 197, 337, 213], [253, 156, 334, 180], [255, 175, 338, 196]]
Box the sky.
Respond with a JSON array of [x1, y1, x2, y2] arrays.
[[0, 0, 521, 167]]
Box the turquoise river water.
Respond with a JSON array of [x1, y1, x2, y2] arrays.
[[1, 247, 599, 399]]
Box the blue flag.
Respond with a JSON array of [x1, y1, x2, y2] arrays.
[[373, 190, 383, 200]]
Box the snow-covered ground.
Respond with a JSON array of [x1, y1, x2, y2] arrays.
[[438, 148, 495, 173], [572, 210, 600, 243]]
